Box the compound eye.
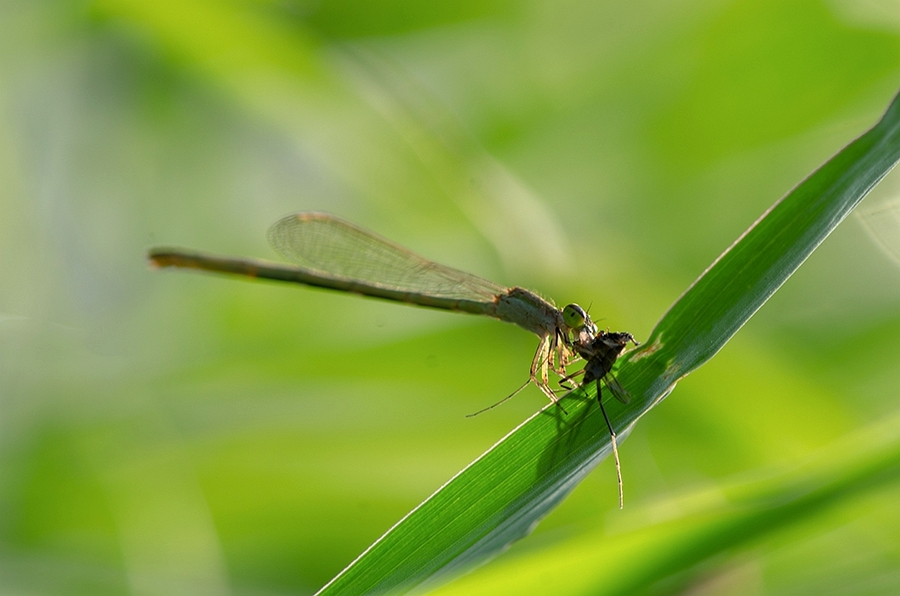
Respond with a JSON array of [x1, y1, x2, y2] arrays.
[[563, 303, 587, 328]]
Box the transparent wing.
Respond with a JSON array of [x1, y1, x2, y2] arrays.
[[604, 374, 631, 404], [268, 212, 505, 302]]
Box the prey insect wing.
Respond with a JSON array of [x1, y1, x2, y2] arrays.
[[603, 373, 631, 405]]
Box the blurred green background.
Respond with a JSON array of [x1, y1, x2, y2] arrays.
[[2, 0, 900, 594]]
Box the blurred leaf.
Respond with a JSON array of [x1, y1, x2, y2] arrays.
[[299, 0, 518, 39], [651, 0, 900, 171], [317, 91, 900, 594]]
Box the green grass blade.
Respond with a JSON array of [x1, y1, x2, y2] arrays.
[[650, 91, 900, 381], [318, 91, 900, 595], [428, 410, 900, 596]]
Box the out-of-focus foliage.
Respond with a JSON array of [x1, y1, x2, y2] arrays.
[[1, 1, 899, 595]]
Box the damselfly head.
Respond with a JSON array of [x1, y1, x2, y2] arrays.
[[562, 303, 598, 342]]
